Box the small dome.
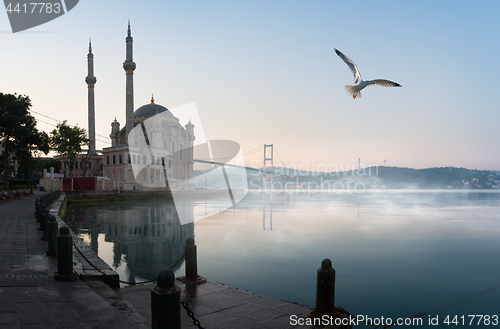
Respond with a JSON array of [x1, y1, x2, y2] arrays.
[[134, 103, 173, 117]]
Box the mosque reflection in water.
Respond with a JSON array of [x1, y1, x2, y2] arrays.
[[63, 198, 194, 283]]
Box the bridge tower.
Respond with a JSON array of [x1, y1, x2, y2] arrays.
[[263, 144, 274, 174], [262, 144, 274, 231]]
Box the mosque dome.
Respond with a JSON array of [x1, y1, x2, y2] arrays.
[[133, 95, 173, 117]]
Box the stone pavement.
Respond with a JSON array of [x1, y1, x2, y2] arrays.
[[0, 190, 148, 329], [121, 280, 315, 329], [0, 191, 323, 329]]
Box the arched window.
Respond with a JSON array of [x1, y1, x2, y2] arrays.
[[112, 155, 116, 164], [88, 162, 92, 169], [128, 154, 131, 164], [133, 155, 136, 164], [119, 154, 122, 164], [119, 170, 122, 179], [107, 170, 110, 178], [112, 170, 116, 179]]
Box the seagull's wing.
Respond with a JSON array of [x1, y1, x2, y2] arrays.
[[335, 49, 362, 85], [365, 79, 402, 88]]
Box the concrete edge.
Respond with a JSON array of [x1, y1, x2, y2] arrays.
[[49, 193, 120, 288]]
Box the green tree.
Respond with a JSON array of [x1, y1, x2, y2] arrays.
[[50, 120, 88, 177], [0, 93, 49, 190]]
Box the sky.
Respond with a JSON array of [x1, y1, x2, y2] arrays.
[[1, 0, 499, 171]]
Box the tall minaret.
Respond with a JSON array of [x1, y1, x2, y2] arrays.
[[85, 39, 97, 155], [123, 21, 136, 142]]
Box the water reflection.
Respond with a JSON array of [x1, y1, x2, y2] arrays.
[[63, 190, 500, 325], [64, 199, 194, 283]]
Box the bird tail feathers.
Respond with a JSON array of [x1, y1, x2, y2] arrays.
[[345, 85, 361, 99]]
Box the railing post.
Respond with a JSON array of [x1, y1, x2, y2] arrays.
[[311, 258, 336, 317], [35, 199, 41, 223], [151, 269, 181, 329], [185, 238, 197, 280], [41, 207, 49, 240], [54, 226, 77, 281], [46, 215, 58, 256]]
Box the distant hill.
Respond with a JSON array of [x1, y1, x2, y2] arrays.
[[195, 166, 500, 189]]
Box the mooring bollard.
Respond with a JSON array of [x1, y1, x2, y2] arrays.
[[41, 207, 49, 240], [54, 226, 77, 281], [35, 199, 41, 223], [185, 238, 198, 280], [151, 269, 181, 329], [46, 215, 58, 256], [312, 258, 336, 316]]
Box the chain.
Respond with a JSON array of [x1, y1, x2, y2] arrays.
[[72, 241, 204, 327], [72, 240, 185, 285], [181, 301, 205, 329]]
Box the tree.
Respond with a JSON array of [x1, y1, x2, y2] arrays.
[[0, 93, 49, 190], [50, 120, 88, 177]]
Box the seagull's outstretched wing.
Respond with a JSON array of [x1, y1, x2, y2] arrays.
[[366, 79, 402, 88], [335, 48, 362, 85]]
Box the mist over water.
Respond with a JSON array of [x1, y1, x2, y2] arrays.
[[64, 190, 500, 327]]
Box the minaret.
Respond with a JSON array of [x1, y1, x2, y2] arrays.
[[123, 21, 136, 142], [85, 39, 97, 155]]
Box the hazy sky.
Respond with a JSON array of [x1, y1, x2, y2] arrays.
[[1, 1, 499, 171]]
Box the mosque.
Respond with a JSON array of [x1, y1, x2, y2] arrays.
[[64, 22, 195, 190]]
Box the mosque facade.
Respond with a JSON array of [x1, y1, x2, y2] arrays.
[[78, 23, 195, 190]]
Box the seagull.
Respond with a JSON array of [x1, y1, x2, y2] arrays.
[[335, 48, 401, 99]]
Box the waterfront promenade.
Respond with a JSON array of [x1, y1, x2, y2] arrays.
[[0, 191, 320, 329]]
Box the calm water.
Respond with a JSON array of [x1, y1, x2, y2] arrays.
[[64, 190, 500, 327]]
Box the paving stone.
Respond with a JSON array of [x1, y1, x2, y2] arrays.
[[0, 313, 18, 325], [14, 303, 45, 314], [242, 308, 285, 322], [0, 302, 17, 313], [17, 313, 52, 325], [0, 295, 14, 303], [19, 324, 57, 329]]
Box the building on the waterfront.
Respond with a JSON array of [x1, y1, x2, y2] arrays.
[[102, 22, 195, 190], [57, 22, 195, 190]]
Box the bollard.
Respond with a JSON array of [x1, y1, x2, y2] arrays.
[[41, 207, 49, 240], [185, 238, 198, 280], [311, 259, 336, 317], [46, 215, 58, 256], [35, 199, 41, 223], [54, 226, 77, 281], [151, 269, 181, 329]]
